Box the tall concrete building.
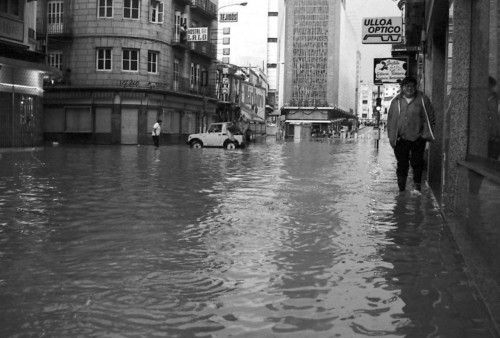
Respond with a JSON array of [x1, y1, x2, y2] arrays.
[[282, 0, 358, 138], [216, 0, 282, 109], [38, 0, 219, 145], [0, 0, 56, 147]]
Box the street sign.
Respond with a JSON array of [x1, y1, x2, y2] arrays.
[[362, 17, 403, 44], [187, 27, 208, 42], [374, 57, 407, 84], [219, 12, 238, 22]]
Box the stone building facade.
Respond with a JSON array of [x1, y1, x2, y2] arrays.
[[37, 0, 218, 145], [402, 0, 500, 327]]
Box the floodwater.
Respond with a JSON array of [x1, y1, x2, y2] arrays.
[[0, 135, 496, 337]]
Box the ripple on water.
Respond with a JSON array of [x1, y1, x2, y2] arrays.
[[0, 142, 495, 337]]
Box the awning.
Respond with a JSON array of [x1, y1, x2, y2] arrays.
[[0, 56, 61, 75], [240, 106, 265, 123]]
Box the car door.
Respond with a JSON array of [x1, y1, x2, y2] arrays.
[[205, 124, 222, 146]]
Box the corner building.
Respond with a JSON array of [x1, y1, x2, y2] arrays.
[[282, 0, 358, 138], [38, 0, 218, 145]]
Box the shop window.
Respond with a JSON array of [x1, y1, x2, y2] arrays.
[[65, 107, 92, 132], [150, 0, 163, 23], [122, 49, 139, 72], [98, 0, 113, 18], [123, 0, 139, 19], [96, 48, 112, 71], [19, 96, 34, 126], [147, 51, 158, 74], [44, 108, 65, 132]]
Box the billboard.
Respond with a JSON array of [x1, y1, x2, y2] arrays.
[[187, 27, 208, 41], [362, 17, 403, 44], [374, 57, 408, 84], [219, 12, 238, 22]]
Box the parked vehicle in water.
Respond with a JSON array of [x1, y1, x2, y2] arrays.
[[187, 122, 245, 149]]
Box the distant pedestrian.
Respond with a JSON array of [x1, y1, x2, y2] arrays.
[[387, 76, 435, 192], [152, 119, 162, 148]]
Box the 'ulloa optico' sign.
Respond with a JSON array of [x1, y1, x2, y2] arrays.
[[362, 17, 403, 44]]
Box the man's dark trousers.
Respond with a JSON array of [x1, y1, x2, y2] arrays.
[[152, 135, 159, 147], [394, 137, 426, 191]]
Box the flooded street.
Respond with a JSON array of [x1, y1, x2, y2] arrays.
[[0, 136, 496, 337]]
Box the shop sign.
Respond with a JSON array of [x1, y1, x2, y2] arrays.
[[362, 17, 402, 44], [187, 27, 208, 42], [373, 57, 407, 84], [240, 82, 266, 120], [219, 12, 238, 22], [119, 80, 169, 90], [0, 16, 24, 42], [222, 76, 229, 94]]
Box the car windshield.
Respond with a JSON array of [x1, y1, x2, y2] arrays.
[[208, 125, 222, 133]]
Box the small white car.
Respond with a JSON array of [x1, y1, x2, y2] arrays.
[[187, 122, 246, 149]]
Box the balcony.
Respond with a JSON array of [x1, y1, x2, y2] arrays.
[[171, 36, 188, 49], [173, 0, 191, 5], [173, 76, 216, 98], [190, 0, 217, 19], [189, 41, 216, 59]]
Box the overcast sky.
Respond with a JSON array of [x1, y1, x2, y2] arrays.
[[345, 0, 401, 84]]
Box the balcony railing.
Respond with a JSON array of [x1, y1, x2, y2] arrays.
[[174, 76, 216, 98], [190, 0, 217, 19], [189, 41, 216, 59]]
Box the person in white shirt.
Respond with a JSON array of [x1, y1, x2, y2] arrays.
[[152, 119, 162, 148]]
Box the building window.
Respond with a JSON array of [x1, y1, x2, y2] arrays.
[[222, 57, 229, 64], [0, 0, 22, 18], [362, 100, 368, 104], [65, 107, 92, 132], [222, 27, 230, 35], [267, 37, 277, 43], [150, 0, 163, 23], [173, 58, 180, 90], [96, 48, 112, 71], [147, 51, 158, 74], [190, 62, 195, 88], [195, 64, 200, 88], [223, 37, 230, 45], [122, 49, 139, 71], [98, 0, 113, 18], [123, 0, 139, 19], [223, 48, 230, 55], [267, 63, 277, 68], [268, 11, 278, 16], [48, 1, 64, 33], [49, 51, 63, 70], [201, 67, 208, 87]]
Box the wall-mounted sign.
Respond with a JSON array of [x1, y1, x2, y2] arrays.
[[219, 12, 238, 22], [374, 57, 408, 84], [0, 16, 24, 42], [187, 27, 208, 42], [362, 17, 402, 44]]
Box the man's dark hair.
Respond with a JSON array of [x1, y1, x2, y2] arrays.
[[157, 119, 162, 123], [401, 76, 417, 86]]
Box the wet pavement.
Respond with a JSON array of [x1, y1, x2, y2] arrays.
[[0, 133, 498, 337]]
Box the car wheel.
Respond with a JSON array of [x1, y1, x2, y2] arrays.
[[191, 140, 202, 148], [225, 141, 236, 150]]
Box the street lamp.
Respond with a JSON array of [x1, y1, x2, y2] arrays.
[[218, 2, 247, 11]]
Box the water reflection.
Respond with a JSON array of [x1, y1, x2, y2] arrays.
[[0, 141, 496, 336]]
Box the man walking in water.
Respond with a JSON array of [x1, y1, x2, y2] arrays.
[[387, 77, 435, 192], [152, 119, 162, 148]]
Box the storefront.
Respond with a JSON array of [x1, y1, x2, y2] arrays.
[[0, 57, 58, 147]]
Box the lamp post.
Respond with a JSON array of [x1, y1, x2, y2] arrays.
[[218, 2, 247, 12]]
